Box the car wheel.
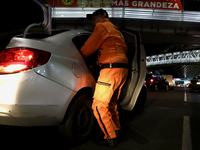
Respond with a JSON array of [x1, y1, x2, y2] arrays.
[[154, 85, 158, 91], [58, 94, 95, 144], [165, 85, 169, 91]]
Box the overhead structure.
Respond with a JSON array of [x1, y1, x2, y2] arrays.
[[146, 50, 200, 78], [46, 0, 200, 23], [50, 7, 200, 23], [146, 50, 200, 67], [44, 0, 200, 78]]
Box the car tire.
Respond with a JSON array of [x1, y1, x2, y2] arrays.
[[58, 94, 95, 144], [135, 85, 147, 112], [154, 85, 158, 91], [190, 88, 194, 93], [165, 85, 169, 91]]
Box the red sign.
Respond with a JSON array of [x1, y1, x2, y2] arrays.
[[112, 0, 183, 10], [46, 0, 77, 7], [46, 0, 183, 10], [113, 0, 183, 10]]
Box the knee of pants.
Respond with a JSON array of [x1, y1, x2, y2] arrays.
[[92, 100, 110, 118], [92, 99, 109, 110]]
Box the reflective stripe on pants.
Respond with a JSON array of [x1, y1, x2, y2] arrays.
[[92, 68, 128, 139]]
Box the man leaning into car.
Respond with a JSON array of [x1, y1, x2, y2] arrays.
[[79, 9, 129, 147]]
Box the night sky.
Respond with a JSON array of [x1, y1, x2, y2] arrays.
[[0, 1, 43, 32]]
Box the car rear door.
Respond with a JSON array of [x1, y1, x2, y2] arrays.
[[158, 76, 166, 87], [119, 29, 146, 111]]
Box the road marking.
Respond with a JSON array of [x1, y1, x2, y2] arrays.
[[184, 88, 187, 102], [182, 116, 192, 150]]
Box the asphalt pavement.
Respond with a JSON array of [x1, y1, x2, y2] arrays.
[[0, 87, 200, 150]]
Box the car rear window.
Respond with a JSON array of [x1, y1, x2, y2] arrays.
[[72, 34, 91, 51]]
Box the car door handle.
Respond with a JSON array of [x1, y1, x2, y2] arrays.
[[132, 69, 138, 72]]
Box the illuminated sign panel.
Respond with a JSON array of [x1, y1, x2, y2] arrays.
[[113, 0, 183, 10], [46, 0, 183, 10]]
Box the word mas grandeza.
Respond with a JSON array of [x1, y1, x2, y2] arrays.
[[112, 0, 183, 10]]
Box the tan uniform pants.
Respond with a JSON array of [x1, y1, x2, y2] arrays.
[[92, 68, 128, 139]]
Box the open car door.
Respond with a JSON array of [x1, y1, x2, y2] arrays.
[[119, 30, 146, 111]]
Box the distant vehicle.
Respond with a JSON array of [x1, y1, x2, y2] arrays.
[[145, 74, 169, 91], [189, 76, 200, 92], [185, 83, 189, 88], [161, 74, 174, 89], [174, 79, 184, 87], [176, 84, 185, 87]]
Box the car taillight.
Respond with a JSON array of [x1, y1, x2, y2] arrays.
[[150, 79, 154, 83], [0, 47, 51, 74]]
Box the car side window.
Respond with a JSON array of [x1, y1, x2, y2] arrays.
[[72, 33, 98, 67], [72, 34, 91, 51]]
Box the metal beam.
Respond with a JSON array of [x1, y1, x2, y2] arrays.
[[141, 32, 200, 44], [146, 50, 200, 67]]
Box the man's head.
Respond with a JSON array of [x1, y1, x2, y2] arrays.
[[87, 9, 109, 26]]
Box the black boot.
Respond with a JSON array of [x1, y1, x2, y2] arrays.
[[99, 138, 118, 147], [115, 130, 122, 142], [115, 130, 121, 137]]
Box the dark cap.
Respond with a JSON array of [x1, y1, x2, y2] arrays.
[[87, 9, 109, 20]]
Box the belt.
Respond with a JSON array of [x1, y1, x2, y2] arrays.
[[101, 63, 129, 70]]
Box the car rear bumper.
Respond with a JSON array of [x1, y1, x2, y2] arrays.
[[0, 104, 62, 126], [0, 70, 75, 126], [146, 84, 155, 89], [189, 84, 200, 90]]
